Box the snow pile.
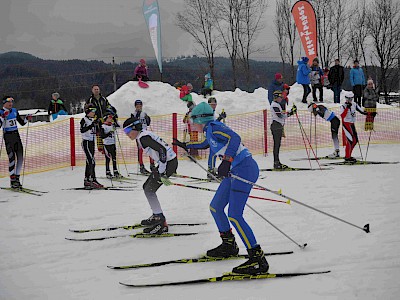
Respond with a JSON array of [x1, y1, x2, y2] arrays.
[[106, 81, 392, 118]]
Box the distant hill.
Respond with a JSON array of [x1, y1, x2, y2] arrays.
[[0, 51, 394, 110]]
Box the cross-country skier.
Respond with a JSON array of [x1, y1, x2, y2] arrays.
[[270, 91, 297, 169], [308, 103, 341, 158], [80, 103, 104, 189], [340, 91, 370, 163], [0, 96, 32, 188], [123, 116, 178, 234], [132, 99, 155, 174], [100, 110, 121, 179], [172, 102, 269, 275]]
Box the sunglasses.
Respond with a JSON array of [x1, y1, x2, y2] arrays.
[[4, 97, 14, 103], [123, 120, 141, 134], [88, 107, 97, 112]]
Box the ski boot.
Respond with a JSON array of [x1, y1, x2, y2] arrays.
[[149, 163, 156, 172], [90, 178, 104, 189], [274, 162, 288, 170], [142, 221, 169, 235], [140, 164, 150, 175], [344, 157, 357, 164], [113, 170, 122, 179], [232, 245, 269, 275], [327, 150, 340, 159], [106, 171, 113, 179], [207, 168, 217, 180], [141, 213, 166, 226], [10, 175, 21, 189], [206, 230, 239, 258], [84, 177, 91, 189]]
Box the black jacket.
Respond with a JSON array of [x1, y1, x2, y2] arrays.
[[328, 65, 345, 85], [86, 94, 114, 119]]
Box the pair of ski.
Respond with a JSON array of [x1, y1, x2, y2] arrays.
[[63, 186, 137, 191], [66, 222, 205, 241], [0, 187, 48, 196], [115, 251, 330, 287], [291, 157, 399, 166], [260, 166, 333, 172]]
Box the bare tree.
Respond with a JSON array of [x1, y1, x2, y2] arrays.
[[176, 0, 220, 80], [366, 0, 400, 102], [274, 0, 297, 82], [237, 0, 268, 91], [331, 0, 349, 63]]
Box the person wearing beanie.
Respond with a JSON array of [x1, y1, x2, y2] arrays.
[[267, 73, 284, 105], [296, 56, 311, 103], [0, 96, 32, 188], [100, 110, 121, 179], [134, 58, 149, 81], [308, 102, 341, 158], [172, 102, 270, 275], [201, 73, 214, 98], [328, 59, 345, 103], [310, 58, 324, 102], [349, 60, 366, 106], [48, 92, 68, 121], [123, 116, 178, 235], [179, 84, 193, 102], [132, 99, 154, 174], [80, 103, 104, 189]]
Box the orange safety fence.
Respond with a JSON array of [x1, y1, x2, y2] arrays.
[[1, 108, 399, 178]]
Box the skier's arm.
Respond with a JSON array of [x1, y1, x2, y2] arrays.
[[80, 118, 95, 133], [144, 113, 151, 126], [48, 102, 53, 115], [211, 123, 241, 158], [139, 135, 167, 164], [187, 137, 210, 149], [356, 104, 367, 115], [273, 106, 285, 118], [16, 112, 27, 126]]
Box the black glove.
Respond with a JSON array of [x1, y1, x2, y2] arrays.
[[370, 112, 377, 117], [346, 102, 352, 108], [151, 168, 161, 183], [217, 159, 232, 178], [217, 111, 227, 121], [172, 138, 188, 151]]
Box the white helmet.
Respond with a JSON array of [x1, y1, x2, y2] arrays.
[[344, 91, 354, 100]]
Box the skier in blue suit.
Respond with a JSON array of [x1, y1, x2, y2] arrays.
[[172, 102, 269, 275]]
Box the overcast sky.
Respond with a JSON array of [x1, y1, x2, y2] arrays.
[[0, 0, 284, 63]]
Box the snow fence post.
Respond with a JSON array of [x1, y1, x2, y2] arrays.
[[263, 109, 268, 156], [172, 113, 178, 155], [70, 117, 76, 169]]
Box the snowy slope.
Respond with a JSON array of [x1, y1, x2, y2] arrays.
[[1, 143, 400, 300]]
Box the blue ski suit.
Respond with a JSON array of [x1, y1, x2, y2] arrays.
[[187, 120, 260, 249]]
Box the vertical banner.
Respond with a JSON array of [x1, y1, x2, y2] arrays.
[[291, 0, 318, 62], [143, 0, 163, 74]]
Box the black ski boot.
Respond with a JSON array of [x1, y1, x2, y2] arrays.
[[274, 162, 288, 170], [10, 175, 20, 189], [141, 213, 168, 234], [113, 170, 122, 179], [344, 157, 357, 164], [84, 177, 91, 189], [141, 213, 166, 226], [140, 164, 150, 175], [232, 245, 269, 275], [206, 230, 239, 258], [106, 171, 112, 179]]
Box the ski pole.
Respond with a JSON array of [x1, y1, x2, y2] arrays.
[[115, 129, 129, 176], [314, 113, 318, 157], [185, 153, 307, 248], [230, 173, 370, 234], [365, 130, 373, 161], [0, 133, 3, 160], [21, 119, 30, 187], [163, 179, 289, 204], [357, 140, 364, 162], [295, 113, 312, 168]]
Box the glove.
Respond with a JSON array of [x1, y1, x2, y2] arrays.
[[151, 167, 161, 183], [1, 110, 10, 118], [26, 114, 33, 121], [289, 105, 297, 116], [217, 156, 232, 178], [172, 138, 188, 151], [346, 102, 352, 108], [158, 161, 167, 174], [217, 111, 227, 121], [370, 112, 377, 117]]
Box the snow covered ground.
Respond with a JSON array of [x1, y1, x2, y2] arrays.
[[1, 143, 400, 300]]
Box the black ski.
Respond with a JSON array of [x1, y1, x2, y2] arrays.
[[98, 176, 139, 183], [66, 232, 198, 241], [260, 167, 333, 172], [290, 156, 348, 161], [0, 187, 46, 196], [119, 270, 331, 287], [63, 186, 137, 191], [70, 222, 207, 233], [321, 160, 399, 166], [107, 251, 293, 270]]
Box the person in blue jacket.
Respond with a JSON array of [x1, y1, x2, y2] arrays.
[[201, 73, 214, 98], [350, 60, 366, 106], [0, 96, 32, 188], [267, 73, 284, 104], [172, 102, 269, 275], [296, 57, 311, 103]]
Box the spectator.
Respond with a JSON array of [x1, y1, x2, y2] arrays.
[[322, 68, 330, 88], [363, 79, 379, 108], [349, 59, 366, 106], [179, 84, 193, 102], [310, 58, 324, 102], [328, 59, 345, 104], [48, 92, 68, 121], [201, 73, 213, 98], [267, 73, 284, 105], [296, 57, 311, 103], [134, 58, 149, 81]]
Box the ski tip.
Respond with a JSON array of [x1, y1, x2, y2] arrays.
[[299, 243, 308, 249], [286, 199, 291, 205], [363, 223, 370, 233], [278, 189, 282, 195]]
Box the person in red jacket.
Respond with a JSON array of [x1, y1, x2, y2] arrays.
[[134, 58, 149, 81]]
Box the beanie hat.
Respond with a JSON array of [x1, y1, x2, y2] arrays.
[[52, 92, 60, 99], [2, 96, 14, 104], [205, 73, 211, 79], [187, 83, 193, 89], [140, 58, 146, 64], [302, 56, 309, 63], [190, 102, 214, 124], [123, 116, 142, 133], [275, 73, 283, 80]]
